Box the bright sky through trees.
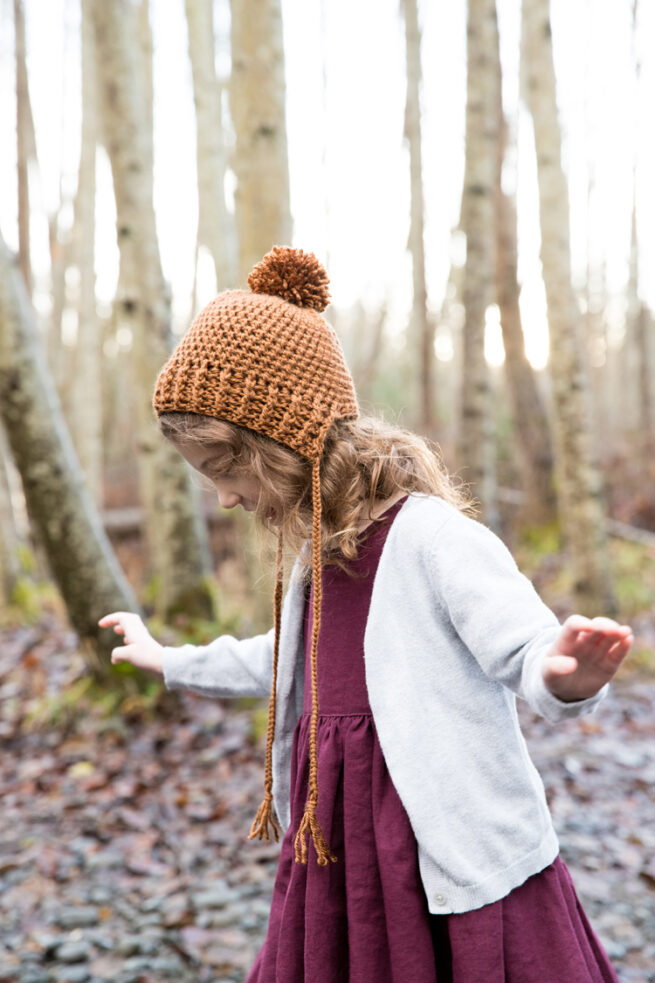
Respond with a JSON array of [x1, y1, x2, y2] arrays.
[[0, 0, 652, 370]]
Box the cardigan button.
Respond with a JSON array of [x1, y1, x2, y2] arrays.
[[434, 894, 447, 906]]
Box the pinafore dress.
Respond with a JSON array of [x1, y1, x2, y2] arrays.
[[246, 497, 619, 982]]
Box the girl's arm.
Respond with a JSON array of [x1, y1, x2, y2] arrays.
[[427, 512, 632, 722], [98, 612, 274, 699]]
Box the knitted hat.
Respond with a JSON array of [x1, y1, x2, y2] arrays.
[[153, 246, 359, 865]]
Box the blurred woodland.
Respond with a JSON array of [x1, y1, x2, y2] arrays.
[[1, 0, 655, 978]]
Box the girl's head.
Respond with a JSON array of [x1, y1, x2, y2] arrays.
[[158, 410, 477, 580]]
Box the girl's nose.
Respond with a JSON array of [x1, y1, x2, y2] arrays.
[[217, 489, 241, 510]]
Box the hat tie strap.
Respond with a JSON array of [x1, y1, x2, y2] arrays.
[[249, 530, 284, 844], [294, 459, 337, 866]]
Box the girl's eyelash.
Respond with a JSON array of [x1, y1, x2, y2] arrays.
[[207, 466, 237, 479]]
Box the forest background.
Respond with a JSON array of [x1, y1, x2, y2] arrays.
[[1, 0, 655, 980]]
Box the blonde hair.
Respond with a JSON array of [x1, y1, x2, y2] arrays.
[[159, 411, 478, 581]]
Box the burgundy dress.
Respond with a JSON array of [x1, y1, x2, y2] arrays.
[[246, 497, 619, 983]]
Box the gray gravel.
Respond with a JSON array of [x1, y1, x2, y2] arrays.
[[1, 666, 654, 982]]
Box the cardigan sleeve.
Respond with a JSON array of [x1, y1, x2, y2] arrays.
[[427, 510, 609, 723], [160, 627, 275, 699]]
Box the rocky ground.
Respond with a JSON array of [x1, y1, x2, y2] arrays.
[[1, 618, 654, 983]]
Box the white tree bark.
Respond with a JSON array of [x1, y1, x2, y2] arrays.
[[623, 187, 654, 456], [458, 0, 500, 527], [70, 0, 103, 507], [495, 110, 556, 524], [229, 0, 293, 630], [14, 0, 35, 296], [0, 422, 24, 603], [522, 0, 615, 614], [621, 187, 641, 439], [137, 0, 154, 176], [402, 0, 433, 435], [186, 0, 235, 290], [230, 0, 292, 282], [91, 0, 215, 619], [635, 302, 655, 457]]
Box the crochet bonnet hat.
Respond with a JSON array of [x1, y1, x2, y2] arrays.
[[153, 246, 359, 865]]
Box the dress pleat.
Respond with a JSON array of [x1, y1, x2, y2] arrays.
[[245, 496, 619, 983]]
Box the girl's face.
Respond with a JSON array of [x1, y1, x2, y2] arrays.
[[172, 440, 277, 523]]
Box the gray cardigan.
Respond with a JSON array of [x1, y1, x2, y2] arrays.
[[161, 493, 609, 914]]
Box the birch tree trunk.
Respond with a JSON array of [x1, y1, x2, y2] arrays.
[[350, 303, 388, 407], [14, 0, 35, 296], [622, 190, 641, 440], [629, 0, 654, 459], [70, 0, 103, 507], [522, 0, 615, 615], [583, 246, 617, 454], [91, 0, 215, 620], [436, 233, 465, 450], [15, 0, 70, 400], [582, 176, 604, 451], [402, 0, 433, 436], [458, 0, 500, 527], [623, 187, 654, 460], [635, 303, 655, 459], [229, 0, 293, 630], [619, 0, 654, 458], [0, 423, 24, 604], [47, 217, 71, 397], [137, 0, 154, 176], [0, 235, 141, 672], [186, 0, 235, 290], [230, 0, 292, 282], [495, 117, 556, 524]]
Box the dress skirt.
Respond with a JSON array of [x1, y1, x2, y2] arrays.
[[246, 497, 619, 983]]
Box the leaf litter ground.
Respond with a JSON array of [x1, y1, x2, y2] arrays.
[[1, 616, 654, 983]]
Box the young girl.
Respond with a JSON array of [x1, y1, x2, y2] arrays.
[[100, 246, 632, 982]]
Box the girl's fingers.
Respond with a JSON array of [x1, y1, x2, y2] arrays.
[[563, 615, 632, 636], [578, 628, 633, 651], [98, 613, 123, 626], [584, 624, 633, 649], [558, 617, 615, 652], [561, 615, 592, 635], [607, 634, 634, 658], [99, 616, 127, 642], [111, 645, 133, 663], [562, 620, 633, 657], [588, 616, 632, 633], [546, 654, 579, 676], [586, 616, 622, 631], [556, 620, 586, 655], [98, 612, 138, 627]]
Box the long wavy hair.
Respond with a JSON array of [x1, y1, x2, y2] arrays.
[[158, 411, 479, 581]]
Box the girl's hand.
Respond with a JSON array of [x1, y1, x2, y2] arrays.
[[98, 612, 164, 675], [541, 614, 634, 702]]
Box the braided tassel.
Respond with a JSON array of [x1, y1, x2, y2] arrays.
[[249, 789, 280, 843], [294, 458, 337, 866], [294, 799, 336, 866], [249, 531, 284, 844]]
